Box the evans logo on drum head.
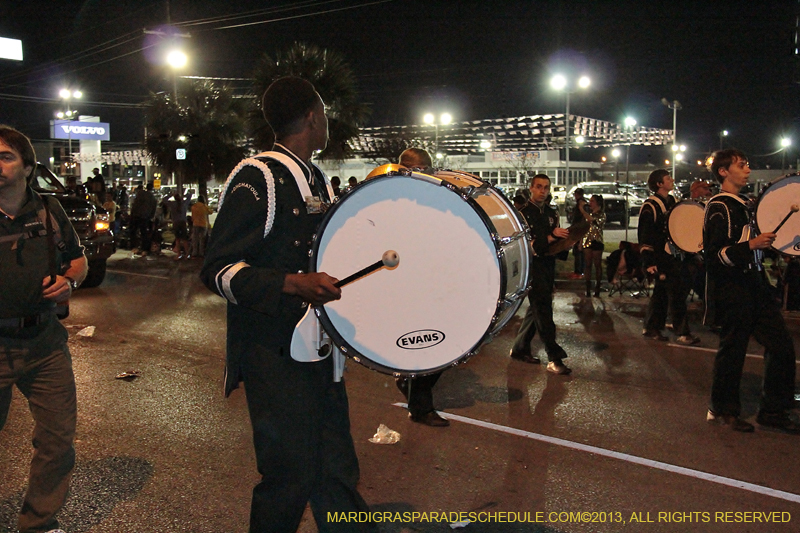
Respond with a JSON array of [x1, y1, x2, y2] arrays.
[[396, 330, 445, 350]]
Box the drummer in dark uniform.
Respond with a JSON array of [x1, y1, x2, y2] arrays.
[[638, 169, 700, 345], [200, 77, 375, 531], [392, 148, 450, 427], [704, 149, 798, 434], [510, 174, 572, 375]]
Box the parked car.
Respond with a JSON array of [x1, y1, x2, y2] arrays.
[[565, 181, 630, 225], [618, 184, 650, 216], [551, 184, 567, 206], [31, 164, 116, 287]]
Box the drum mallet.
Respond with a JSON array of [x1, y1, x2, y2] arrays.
[[334, 250, 399, 288], [772, 204, 800, 234]]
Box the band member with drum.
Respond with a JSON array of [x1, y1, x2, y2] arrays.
[[200, 77, 375, 532], [704, 149, 798, 434], [510, 174, 572, 375], [638, 169, 700, 345], [578, 194, 605, 297], [392, 148, 449, 427]]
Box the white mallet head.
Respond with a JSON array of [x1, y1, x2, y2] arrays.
[[382, 250, 399, 268]]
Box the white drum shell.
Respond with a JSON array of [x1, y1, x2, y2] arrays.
[[755, 173, 800, 256], [312, 171, 530, 375]]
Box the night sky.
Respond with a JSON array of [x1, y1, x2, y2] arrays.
[[1, 0, 798, 168]]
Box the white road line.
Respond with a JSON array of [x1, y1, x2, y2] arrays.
[[393, 403, 800, 504], [665, 343, 800, 364], [106, 269, 171, 280]]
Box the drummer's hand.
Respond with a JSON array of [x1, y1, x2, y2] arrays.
[[646, 266, 658, 275], [750, 232, 776, 250], [284, 272, 342, 306], [552, 227, 569, 239]]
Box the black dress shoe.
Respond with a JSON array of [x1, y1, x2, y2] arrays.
[[410, 410, 450, 427], [509, 351, 541, 364], [756, 410, 800, 435], [642, 329, 668, 341]]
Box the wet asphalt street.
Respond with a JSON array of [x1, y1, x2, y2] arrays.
[[1, 248, 800, 533]]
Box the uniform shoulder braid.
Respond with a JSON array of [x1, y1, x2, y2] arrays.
[[218, 157, 277, 238]]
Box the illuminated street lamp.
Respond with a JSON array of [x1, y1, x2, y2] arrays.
[[781, 137, 792, 173], [166, 48, 187, 99], [622, 117, 637, 239], [719, 129, 729, 149], [58, 88, 82, 167], [661, 98, 682, 180], [551, 74, 590, 185], [611, 148, 621, 180], [423, 112, 452, 155]]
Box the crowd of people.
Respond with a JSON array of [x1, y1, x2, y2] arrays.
[[2, 74, 799, 533]]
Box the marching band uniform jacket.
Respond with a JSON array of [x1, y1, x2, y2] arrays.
[[703, 192, 761, 290], [200, 144, 330, 396], [637, 192, 676, 271]]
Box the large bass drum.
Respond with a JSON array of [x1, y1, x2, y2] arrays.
[[310, 168, 531, 376], [666, 200, 705, 253], [755, 173, 800, 256]]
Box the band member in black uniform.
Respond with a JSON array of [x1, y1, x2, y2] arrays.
[[704, 149, 798, 434], [638, 169, 700, 345], [510, 174, 572, 375], [393, 148, 449, 426], [201, 77, 375, 531]]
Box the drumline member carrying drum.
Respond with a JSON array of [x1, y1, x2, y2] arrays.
[[391, 148, 450, 427], [509, 174, 572, 375], [637, 169, 701, 345], [201, 77, 376, 532], [703, 149, 798, 434]]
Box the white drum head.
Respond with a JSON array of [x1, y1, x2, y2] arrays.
[[314, 173, 501, 375], [756, 173, 800, 256], [667, 201, 705, 253]]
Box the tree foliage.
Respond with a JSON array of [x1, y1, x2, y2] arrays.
[[250, 42, 369, 161], [144, 79, 247, 197]]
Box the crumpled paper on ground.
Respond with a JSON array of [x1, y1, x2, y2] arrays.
[[115, 370, 141, 381], [368, 424, 400, 444], [450, 520, 471, 529], [76, 326, 95, 337]]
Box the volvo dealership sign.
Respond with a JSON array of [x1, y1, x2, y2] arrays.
[[51, 120, 111, 141]]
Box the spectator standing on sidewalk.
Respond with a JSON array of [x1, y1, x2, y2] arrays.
[[569, 187, 586, 279], [129, 182, 157, 256], [190, 194, 212, 258]]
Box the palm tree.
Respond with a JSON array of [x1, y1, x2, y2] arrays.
[[250, 42, 369, 160], [144, 79, 248, 198]]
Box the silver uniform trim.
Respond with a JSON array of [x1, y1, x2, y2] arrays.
[[218, 158, 277, 238], [217, 261, 249, 304], [718, 246, 735, 267]]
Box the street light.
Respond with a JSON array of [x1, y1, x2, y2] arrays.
[[661, 98, 682, 180], [552, 74, 590, 186], [781, 137, 791, 173], [719, 130, 729, 149], [423, 112, 452, 156], [622, 117, 637, 240], [611, 148, 621, 180], [166, 48, 187, 99], [58, 88, 82, 169]]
